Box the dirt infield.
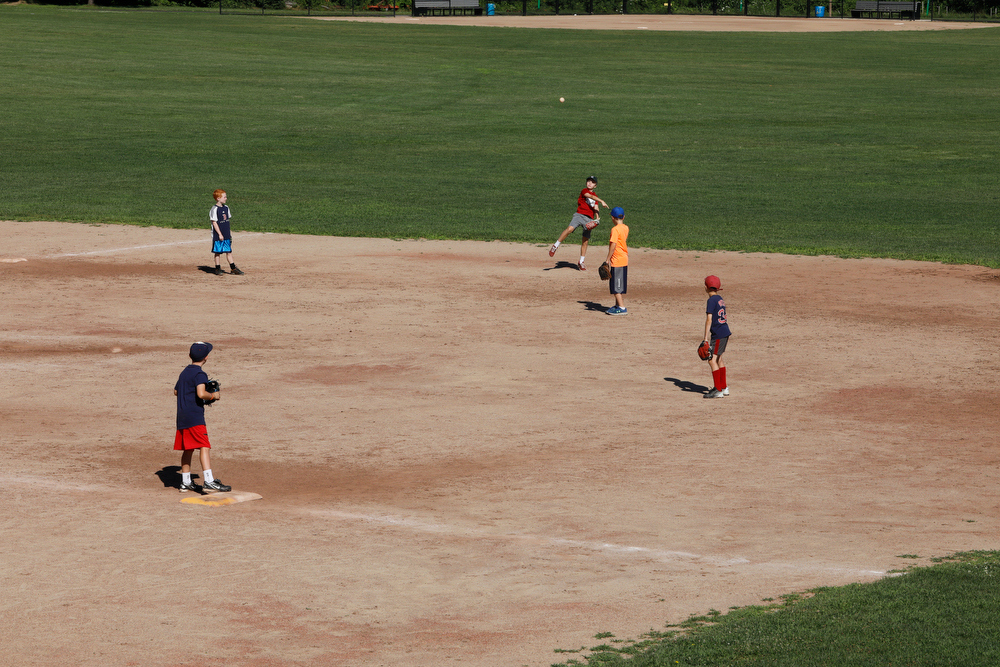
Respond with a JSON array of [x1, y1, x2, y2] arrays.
[[2, 220, 999, 666], [313, 12, 1000, 31]]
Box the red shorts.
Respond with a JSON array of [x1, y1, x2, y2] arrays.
[[174, 424, 211, 451]]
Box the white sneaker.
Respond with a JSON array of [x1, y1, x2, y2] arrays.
[[721, 388, 729, 396], [704, 389, 724, 399]]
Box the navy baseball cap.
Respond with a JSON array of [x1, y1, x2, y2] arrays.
[[586, 176, 598, 183], [611, 206, 624, 218], [189, 341, 213, 361]]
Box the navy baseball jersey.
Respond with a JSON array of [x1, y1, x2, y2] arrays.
[[210, 204, 232, 241], [706, 294, 731, 339], [175, 364, 210, 430]]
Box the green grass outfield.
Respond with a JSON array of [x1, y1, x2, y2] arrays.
[[552, 552, 1000, 667], [2, 6, 1000, 265]]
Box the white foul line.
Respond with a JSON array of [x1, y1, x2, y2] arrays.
[[4, 474, 886, 579], [307, 508, 737, 563], [50, 233, 265, 258], [307, 508, 886, 577]]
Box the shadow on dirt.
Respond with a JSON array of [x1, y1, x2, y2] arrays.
[[543, 261, 583, 271], [578, 300, 611, 313], [154, 465, 198, 490], [664, 377, 710, 394]]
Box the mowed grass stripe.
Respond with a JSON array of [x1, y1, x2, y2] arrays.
[[2, 7, 999, 265]]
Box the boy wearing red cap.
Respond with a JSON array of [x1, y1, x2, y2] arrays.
[[701, 275, 731, 399], [173, 341, 231, 492]]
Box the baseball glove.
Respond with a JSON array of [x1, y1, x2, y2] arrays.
[[598, 262, 610, 281], [697, 341, 713, 361], [204, 378, 221, 404]]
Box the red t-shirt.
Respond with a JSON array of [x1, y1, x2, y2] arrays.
[[576, 188, 598, 218]]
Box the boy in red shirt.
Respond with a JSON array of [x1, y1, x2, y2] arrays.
[[548, 176, 609, 271]]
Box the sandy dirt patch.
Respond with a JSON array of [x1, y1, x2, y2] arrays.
[[2, 220, 998, 666]]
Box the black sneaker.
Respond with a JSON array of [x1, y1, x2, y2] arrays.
[[178, 482, 197, 493], [214, 266, 224, 276], [202, 479, 231, 493], [230, 265, 244, 276]]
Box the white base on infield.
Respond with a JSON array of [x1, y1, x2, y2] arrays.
[[180, 491, 262, 507]]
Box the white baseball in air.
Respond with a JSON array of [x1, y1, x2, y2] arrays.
[[559, 97, 565, 103]]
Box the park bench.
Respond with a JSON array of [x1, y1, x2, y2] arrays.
[[851, 0, 920, 18], [412, 0, 482, 15]]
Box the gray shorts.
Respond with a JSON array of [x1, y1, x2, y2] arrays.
[[709, 336, 729, 357], [610, 265, 627, 295], [569, 213, 596, 238]]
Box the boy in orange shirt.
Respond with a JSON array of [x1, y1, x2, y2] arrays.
[[602, 206, 628, 315]]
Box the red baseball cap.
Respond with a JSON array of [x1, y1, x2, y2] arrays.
[[705, 275, 722, 289]]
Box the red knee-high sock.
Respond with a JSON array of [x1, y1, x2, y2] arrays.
[[720, 367, 727, 389], [712, 368, 722, 390]]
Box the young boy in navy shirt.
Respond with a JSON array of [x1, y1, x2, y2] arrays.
[[174, 342, 230, 492], [702, 275, 731, 399], [210, 189, 245, 276]]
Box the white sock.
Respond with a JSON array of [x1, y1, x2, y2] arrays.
[[182, 472, 191, 485], [553, 241, 561, 248], [580, 256, 586, 264], [203, 469, 214, 484]]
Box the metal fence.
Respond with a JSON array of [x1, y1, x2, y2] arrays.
[[60, 0, 1000, 22]]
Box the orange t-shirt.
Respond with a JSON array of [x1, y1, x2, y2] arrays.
[[609, 223, 629, 267]]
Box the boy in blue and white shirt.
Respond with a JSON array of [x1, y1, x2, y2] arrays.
[[210, 189, 245, 276]]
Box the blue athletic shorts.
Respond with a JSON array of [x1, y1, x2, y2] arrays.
[[212, 239, 232, 254]]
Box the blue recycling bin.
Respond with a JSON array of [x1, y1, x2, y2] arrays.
[[487, 2, 494, 13], [815, 5, 825, 15]]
